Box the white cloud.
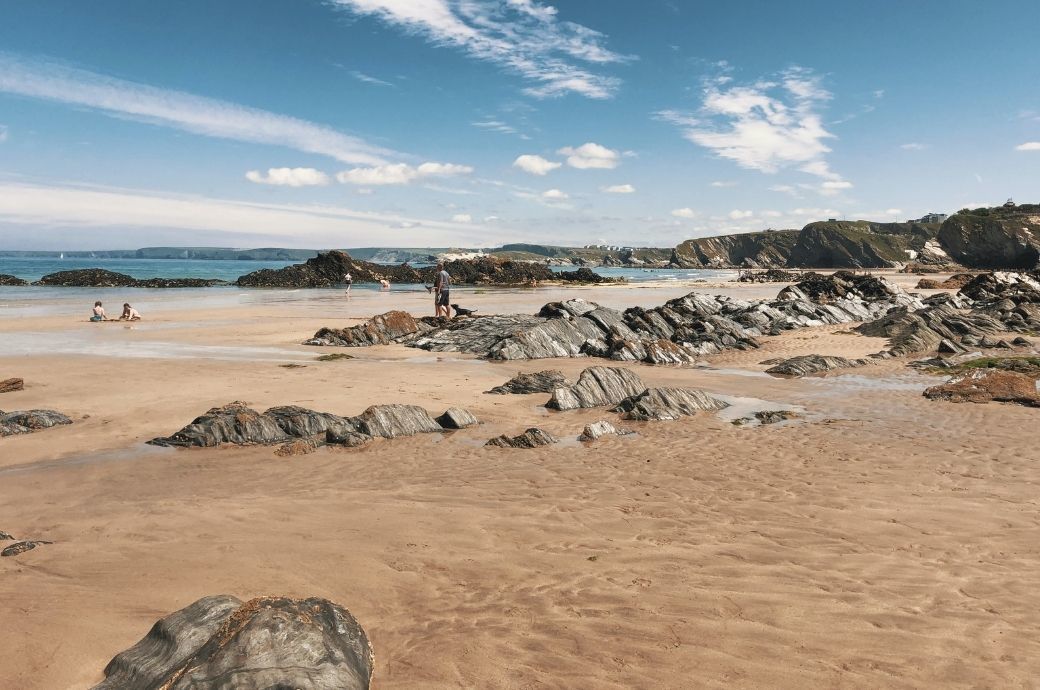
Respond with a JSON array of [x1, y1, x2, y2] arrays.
[[1015, 142, 1040, 151], [662, 66, 847, 185], [818, 179, 853, 197], [603, 184, 634, 193], [451, 213, 472, 223], [710, 180, 737, 187], [900, 142, 926, 150], [349, 70, 395, 87], [472, 119, 518, 136], [728, 209, 753, 219], [542, 188, 568, 200], [761, 210, 783, 218], [336, 161, 473, 185], [557, 142, 619, 169], [0, 181, 487, 245], [328, 0, 627, 99], [513, 154, 561, 175], [0, 53, 394, 165], [245, 167, 330, 187], [671, 207, 698, 218]]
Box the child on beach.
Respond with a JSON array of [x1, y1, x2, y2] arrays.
[[119, 303, 141, 321], [90, 301, 107, 322]]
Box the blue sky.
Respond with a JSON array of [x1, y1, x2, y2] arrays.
[[0, 0, 1037, 250]]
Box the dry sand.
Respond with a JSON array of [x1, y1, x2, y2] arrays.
[[2, 276, 1039, 688]]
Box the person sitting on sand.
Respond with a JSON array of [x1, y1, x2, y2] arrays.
[[119, 303, 141, 321], [90, 300, 108, 322]]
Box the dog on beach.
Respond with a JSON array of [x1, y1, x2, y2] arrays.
[[451, 304, 477, 317]]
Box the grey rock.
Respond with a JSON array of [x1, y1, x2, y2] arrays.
[[0, 530, 13, 540], [0, 378, 23, 394], [436, 407, 479, 429], [765, 354, 868, 377], [352, 404, 444, 439], [485, 428, 558, 448], [0, 409, 73, 437], [755, 410, 800, 424], [149, 402, 290, 447], [578, 421, 632, 441], [1, 540, 52, 557], [937, 338, 965, 354], [93, 596, 373, 690], [546, 366, 646, 411], [1013, 336, 1033, 346], [486, 370, 570, 395], [264, 405, 356, 438], [613, 387, 730, 421], [325, 427, 373, 447], [306, 310, 421, 347]]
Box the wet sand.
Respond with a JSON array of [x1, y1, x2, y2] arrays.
[[2, 275, 1038, 688]]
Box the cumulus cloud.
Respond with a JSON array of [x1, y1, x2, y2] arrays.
[[1015, 142, 1040, 151], [451, 213, 472, 222], [728, 209, 753, 219], [245, 167, 330, 187], [336, 161, 473, 185], [542, 188, 568, 199], [328, 0, 628, 99], [0, 53, 394, 165], [671, 207, 698, 218], [557, 142, 619, 169], [710, 180, 737, 187], [603, 184, 634, 193], [513, 154, 561, 175], [660, 66, 849, 187]]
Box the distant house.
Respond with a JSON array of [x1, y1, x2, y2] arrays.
[[913, 212, 948, 224]]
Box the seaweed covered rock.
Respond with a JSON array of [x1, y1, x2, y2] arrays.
[[93, 595, 374, 690], [777, 270, 897, 303], [485, 427, 558, 448], [557, 267, 620, 283], [32, 269, 226, 288], [437, 256, 553, 285], [765, 354, 869, 377], [486, 370, 570, 395], [306, 311, 422, 347], [0, 409, 73, 436], [237, 250, 422, 288], [613, 387, 729, 421], [0, 274, 28, 286], [545, 366, 646, 411], [923, 369, 1039, 406]]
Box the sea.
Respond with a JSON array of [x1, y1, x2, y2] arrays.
[[0, 256, 734, 285]]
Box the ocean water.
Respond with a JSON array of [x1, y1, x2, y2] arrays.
[[0, 256, 735, 285]]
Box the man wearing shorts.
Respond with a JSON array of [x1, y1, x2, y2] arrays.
[[433, 262, 451, 318]]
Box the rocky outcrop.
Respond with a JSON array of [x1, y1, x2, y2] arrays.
[[776, 271, 897, 303], [486, 370, 570, 395], [755, 410, 800, 424], [557, 267, 622, 283], [923, 369, 1039, 406], [93, 595, 373, 690], [737, 268, 801, 283], [436, 407, 479, 429], [0, 274, 28, 286], [33, 269, 227, 288], [0, 378, 24, 393], [545, 366, 646, 411], [485, 428, 558, 448], [612, 387, 729, 421], [237, 250, 421, 287], [1, 540, 53, 557], [438, 256, 553, 284], [0, 409, 72, 436], [578, 421, 632, 441], [788, 221, 938, 269], [306, 311, 423, 347], [765, 354, 869, 377], [672, 230, 799, 268], [937, 205, 1040, 269], [916, 273, 975, 290], [857, 300, 1003, 357], [149, 401, 472, 448]]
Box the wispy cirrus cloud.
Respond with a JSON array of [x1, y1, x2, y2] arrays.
[[658, 66, 850, 191], [327, 0, 629, 98], [349, 70, 395, 87], [0, 52, 395, 165]]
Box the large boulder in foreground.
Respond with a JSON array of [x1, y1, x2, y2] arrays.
[[765, 354, 869, 377], [923, 369, 1039, 406], [306, 311, 421, 347], [148, 402, 290, 447], [545, 366, 646, 411], [93, 595, 373, 690], [612, 387, 729, 421]]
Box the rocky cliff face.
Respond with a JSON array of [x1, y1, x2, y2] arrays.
[[671, 230, 799, 268], [787, 221, 939, 269], [937, 205, 1040, 269]]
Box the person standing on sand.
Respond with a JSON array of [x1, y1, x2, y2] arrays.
[[344, 272, 352, 295], [90, 300, 108, 322], [432, 262, 451, 318]]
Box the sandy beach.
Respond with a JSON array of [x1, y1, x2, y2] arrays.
[[2, 276, 1039, 688]]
